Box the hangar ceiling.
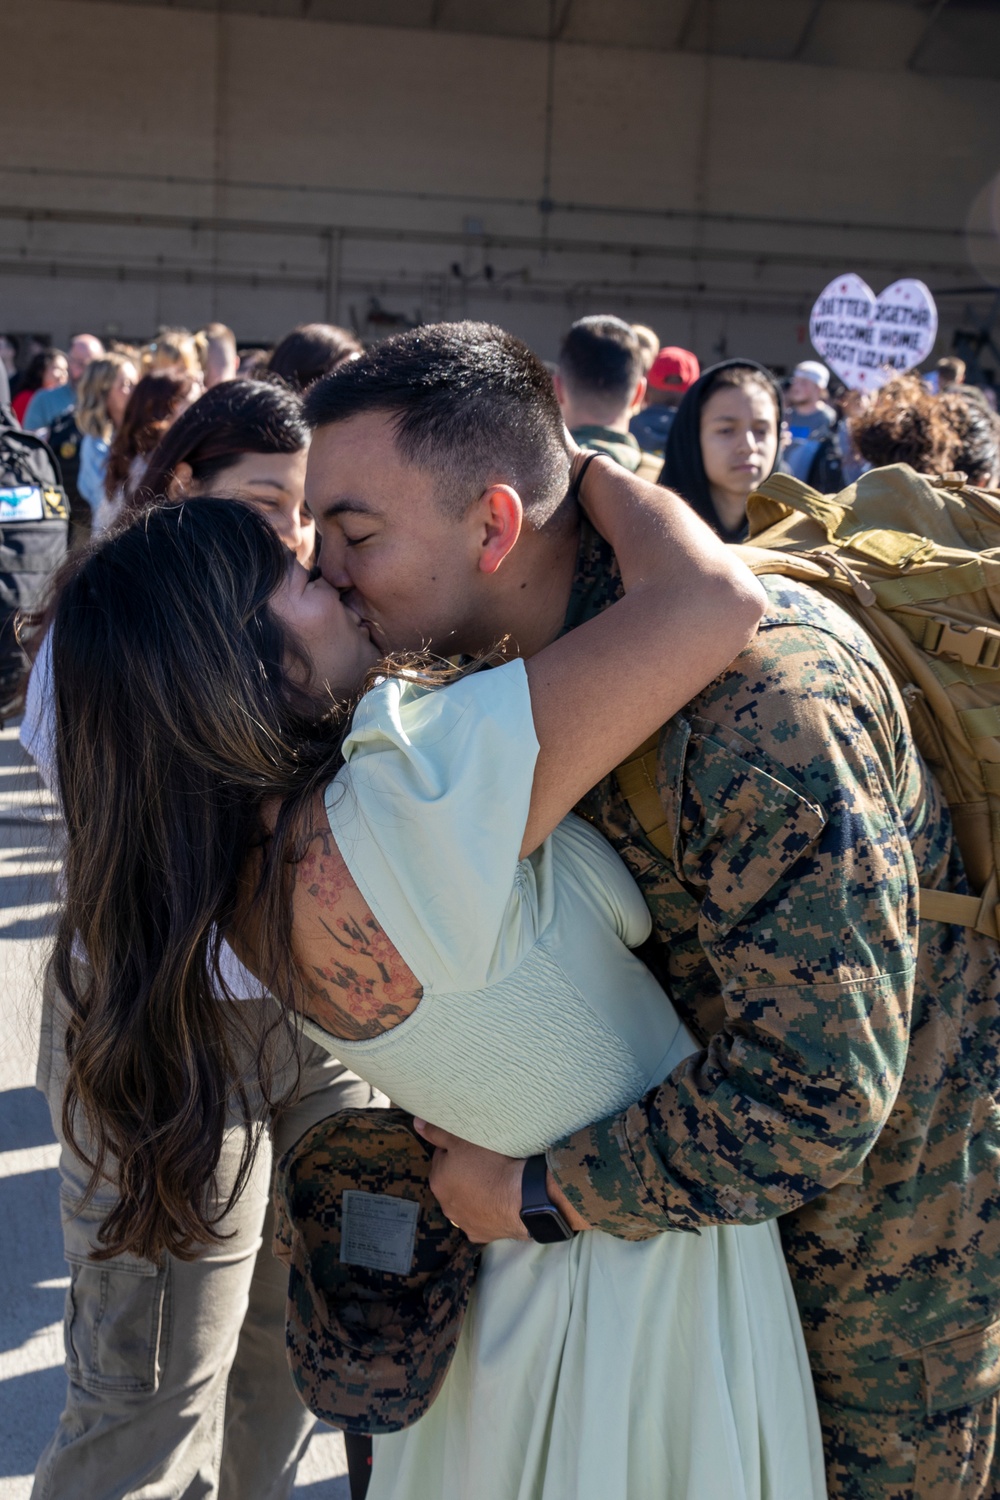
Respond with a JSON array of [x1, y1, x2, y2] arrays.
[[63, 0, 1000, 78]]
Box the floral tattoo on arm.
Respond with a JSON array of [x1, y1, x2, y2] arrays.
[[293, 822, 423, 1042]]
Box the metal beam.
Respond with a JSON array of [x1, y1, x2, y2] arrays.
[[676, 0, 702, 51], [790, 0, 824, 61], [0, 162, 984, 245], [0, 202, 977, 279], [908, 0, 952, 69], [0, 253, 853, 324], [551, 0, 574, 40], [324, 227, 342, 322]]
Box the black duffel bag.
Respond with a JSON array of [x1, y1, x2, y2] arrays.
[[0, 424, 70, 721]]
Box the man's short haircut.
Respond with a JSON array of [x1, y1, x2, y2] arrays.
[[304, 321, 570, 524], [557, 316, 643, 413], [203, 322, 236, 353]]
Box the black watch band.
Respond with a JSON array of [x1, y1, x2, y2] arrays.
[[519, 1154, 576, 1244]]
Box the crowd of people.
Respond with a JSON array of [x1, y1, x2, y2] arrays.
[[0, 321, 361, 545], [2, 306, 1000, 1500], [549, 316, 1000, 536], [3, 315, 997, 556]]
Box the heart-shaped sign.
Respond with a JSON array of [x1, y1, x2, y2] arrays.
[[808, 273, 938, 391]]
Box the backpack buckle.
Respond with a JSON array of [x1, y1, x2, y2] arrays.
[[931, 472, 969, 490], [920, 616, 1000, 670]]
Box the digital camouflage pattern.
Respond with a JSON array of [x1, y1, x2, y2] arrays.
[[815, 1346, 1000, 1500], [274, 1106, 479, 1436], [548, 524, 1000, 1472], [570, 423, 663, 483]]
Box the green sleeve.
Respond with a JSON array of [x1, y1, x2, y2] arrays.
[[548, 630, 918, 1236]]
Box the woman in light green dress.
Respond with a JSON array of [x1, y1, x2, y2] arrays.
[[266, 450, 827, 1499], [48, 451, 827, 1500], [297, 658, 828, 1500]]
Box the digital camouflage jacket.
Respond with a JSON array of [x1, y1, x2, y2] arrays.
[[548, 523, 1000, 1384]]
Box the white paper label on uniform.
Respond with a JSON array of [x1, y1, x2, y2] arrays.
[[0, 486, 45, 522], [340, 1190, 420, 1275]]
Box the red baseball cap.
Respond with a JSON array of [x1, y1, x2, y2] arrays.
[[647, 347, 700, 394]]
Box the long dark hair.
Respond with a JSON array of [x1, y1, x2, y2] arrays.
[[659, 360, 783, 539], [106, 372, 195, 503], [267, 323, 362, 392], [22, 348, 66, 395], [51, 500, 349, 1262], [138, 379, 309, 506], [942, 389, 1000, 486]]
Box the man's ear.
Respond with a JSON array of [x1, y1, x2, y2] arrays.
[[552, 372, 568, 413], [476, 485, 523, 576], [167, 460, 194, 499], [629, 375, 647, 415]]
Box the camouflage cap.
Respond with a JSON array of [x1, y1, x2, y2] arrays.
[[274, 1106, 480, 1436]]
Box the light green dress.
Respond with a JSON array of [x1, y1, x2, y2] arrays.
[[302, 660, 827, 1500]]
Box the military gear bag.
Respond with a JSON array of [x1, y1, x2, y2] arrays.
[[0, 425, 69, 721], [47, 409, 89, 531], [616, 463, 1000, 940]]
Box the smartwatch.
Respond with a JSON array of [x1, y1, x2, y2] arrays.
[[519, 1154, 576, 1244]]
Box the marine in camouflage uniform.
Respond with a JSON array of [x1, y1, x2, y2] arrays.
[[569, 423, 663, 484], [548, 522, 1000, 1499]]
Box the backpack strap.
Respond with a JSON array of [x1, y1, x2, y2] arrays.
[[615, 738, 999, 939], [919, 873, 1000, 941], [749, 472, 847, 540]]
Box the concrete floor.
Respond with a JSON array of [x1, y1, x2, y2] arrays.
[[0, 726, 349, 1498]]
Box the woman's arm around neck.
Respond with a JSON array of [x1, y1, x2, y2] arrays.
[[520, 455, 765, 856]]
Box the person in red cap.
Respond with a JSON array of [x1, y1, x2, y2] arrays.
[[630, 345, 700, 459]]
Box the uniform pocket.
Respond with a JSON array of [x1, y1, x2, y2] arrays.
[[675, 715, 828, 937], [61, 1191, 168, 1396], [922, 1317, 1000, 1415]]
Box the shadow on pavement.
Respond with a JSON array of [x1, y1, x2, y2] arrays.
[[0, 1087, 52, 1151], [0, 1166, 66, 1355], [0, 916, 56, 942], [0, 1363, 65, 1479], [289, 1480, 351, 1499]]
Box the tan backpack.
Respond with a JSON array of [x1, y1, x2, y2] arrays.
[[616, 463, 1000, 940]]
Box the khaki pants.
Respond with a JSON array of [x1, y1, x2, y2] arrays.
[[31, 964, 383, 1500]]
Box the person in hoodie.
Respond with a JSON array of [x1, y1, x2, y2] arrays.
[[659, 358, 782, 542]]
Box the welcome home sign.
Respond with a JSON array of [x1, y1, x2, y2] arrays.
[[808, 273, 938, 391]]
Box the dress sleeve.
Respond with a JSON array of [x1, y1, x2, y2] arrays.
[[324, 658, 539, 992]]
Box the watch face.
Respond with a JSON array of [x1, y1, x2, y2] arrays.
[[520, 1207, 574, 1244]]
